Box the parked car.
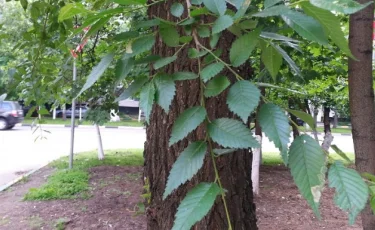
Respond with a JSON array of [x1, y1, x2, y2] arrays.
[[0, 101, 24, 130], [57, 106, 88, 118]]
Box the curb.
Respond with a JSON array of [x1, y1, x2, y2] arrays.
[[17, 124, 145, 130], [305, 132, 352, 137], [0, 164, 47, 192]]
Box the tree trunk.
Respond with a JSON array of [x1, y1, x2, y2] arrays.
[[312, 106, 319, 140], [288, 98, 300, 139], [323, 106, 331, 134], [333, 109, 338, 129], [62, 104, 66, 121], [253, 87, 265, 196], [95, 124, 104, 160], [348, 1, 375, 229], [144, 1, 257, 229]]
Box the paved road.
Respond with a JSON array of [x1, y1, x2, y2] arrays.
[[0, 126, 355, 188], [0, 126, 146, 187]]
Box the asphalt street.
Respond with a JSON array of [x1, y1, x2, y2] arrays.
[[0, 126, 355, 188]]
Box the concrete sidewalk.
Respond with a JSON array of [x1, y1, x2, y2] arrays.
[[16, 123, 145, 130]]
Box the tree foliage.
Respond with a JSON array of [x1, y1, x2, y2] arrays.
[[2, 0, 373, 228]]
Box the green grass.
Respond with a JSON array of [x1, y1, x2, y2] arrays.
[[315, 127, 352, 134], [22, 118, 144, 127], [262, 152, 355, 166], [24, 149, 143, 201]]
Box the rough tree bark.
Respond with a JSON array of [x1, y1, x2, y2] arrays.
[[144, 1, 257, 229], [323, 106, 331, 134], [348, 1, 375, 229]]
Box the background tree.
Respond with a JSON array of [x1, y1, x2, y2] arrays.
[[348, 0, 375, 228]]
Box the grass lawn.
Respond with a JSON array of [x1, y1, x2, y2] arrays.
[[22, 117, 144, 127], [262, 151, 354, 165], [24, 149, 143, 200], [298, 126, 352, 134], [24, 147, 354, 201]]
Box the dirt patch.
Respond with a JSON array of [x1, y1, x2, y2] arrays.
[[256, 165, 362, 230], [0, 164, 363, 229], [0, 166, 145, 230]]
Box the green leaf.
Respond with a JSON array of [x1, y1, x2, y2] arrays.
[[203, 49, 222, 65], [261, 45, 282, 81], [265, 0, 283, 8], [135, 55, 161, 64], [139, 81, 155, 123], [253, 5, 290, 17], [227, 80, 260, 123], [84, 16, 111, 38], [58, 3, 91, 22], [188, 48, 208, 59], [213, 148, 237, 155], [133, 19, 160, 29], [172, 72, 199, 81], [212, 15, 233, 34], [289, 134, 326, 218], [154, 74, 176, 113], [230, 30, 260, 67], [286, 109, 315, 131], [200, 63, 225, 82], [77, 53, 114, 97], [163, 142, 208, 199], [126, 35, 155, 57], [172, 183, 220, 230], [270, 43, 301, 76], [115, 56, 134, 82], [171, 3, 184, 17], [227, 0, 244, 9], [113, 31, 140, 41], [330, 145, 353, 164], [204, 76, 230, 97], [328, 161, 368, 224], [260, 31, 300, 43], [191, 0, 203, 5], [179, 18, 195, 26], [197, 26, 211, 38], [112, 0, 146, 5], [258, 104, 290, 164], [20, 0, 28, 10], [301, 2, 354, 58], [208, 118, 260, 148], [310, 0, 372, 14], [179, 36, 193, 43], [233, 0, 251, 19], [210, 33, 220, 48], [115, 76, 148, 101], [160, 24, 180, 47], [154, 56, 177, 69], [169, 106, 207, 146], [239, 20, 258, 30], [281, 10, 328, 45], [203, 0, 227, 16]]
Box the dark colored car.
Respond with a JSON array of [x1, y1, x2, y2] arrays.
[[0, 101, 24, 130], [57, 106, 88, 118]]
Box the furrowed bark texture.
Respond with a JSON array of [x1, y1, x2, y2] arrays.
[[144, 1, 257, 229], [348, 2, 375, 229]]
